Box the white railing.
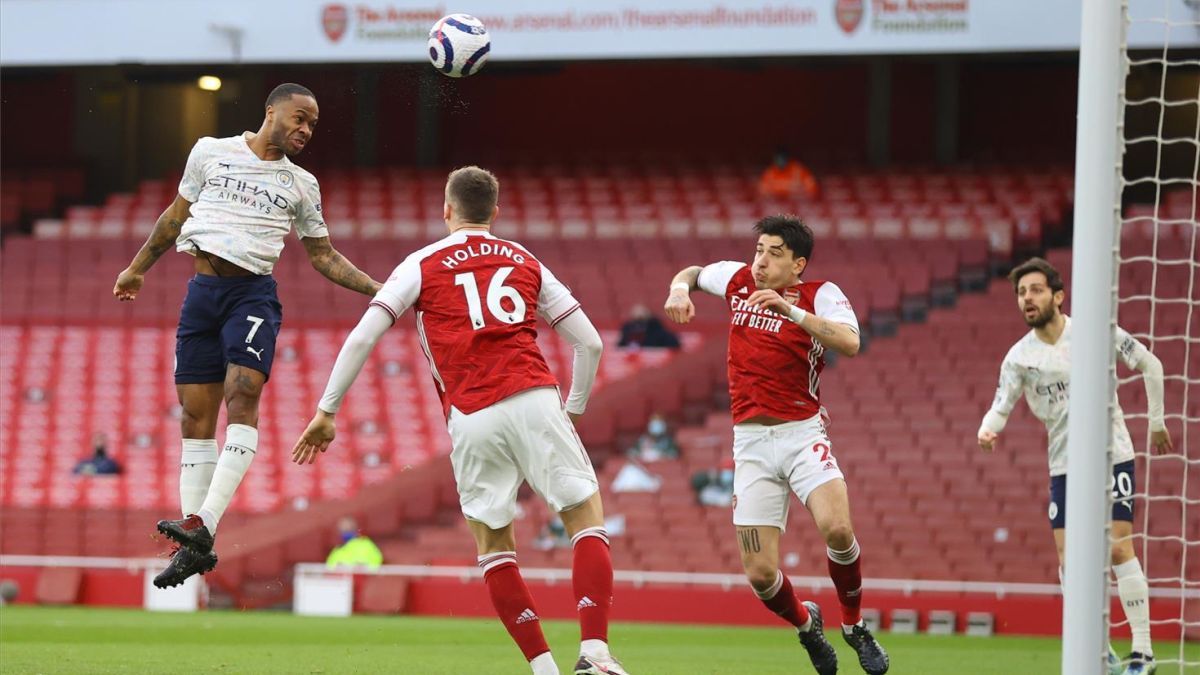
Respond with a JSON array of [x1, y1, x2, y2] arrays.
[[294, 563, 1200, 600]]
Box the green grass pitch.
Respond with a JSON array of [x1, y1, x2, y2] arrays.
[[1, 606, 1196, 674]]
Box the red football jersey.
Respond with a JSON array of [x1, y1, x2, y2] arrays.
[[698, 262, 859, 423], [371, 231, 580, 416]]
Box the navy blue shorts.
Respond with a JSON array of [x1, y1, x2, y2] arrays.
[[1048, 460, 1135, 529], [175, 274, 283, 384]]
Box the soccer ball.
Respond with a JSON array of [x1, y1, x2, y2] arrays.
[[428, 14, 491, 78]]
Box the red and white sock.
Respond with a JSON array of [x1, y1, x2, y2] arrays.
[[827, 537, 863, 627], [571, 526, 613, 657], [754, 570, 812, 631], [478, 552, 552, 664]]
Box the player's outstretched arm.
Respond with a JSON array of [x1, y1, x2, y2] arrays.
[[664, 266, 702, 324], [301, 236, 384, 296], [292, 306, 393, 464], [113, 195, 193, 301]]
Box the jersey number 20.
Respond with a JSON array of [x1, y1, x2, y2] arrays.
[[454, 267, 526, 330]]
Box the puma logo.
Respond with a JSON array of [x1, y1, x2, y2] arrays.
[[245, 346, 264, 361]]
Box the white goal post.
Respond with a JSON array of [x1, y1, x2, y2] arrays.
[[1066, 1, 1200, 673]]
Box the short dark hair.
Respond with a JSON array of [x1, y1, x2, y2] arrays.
[[265, 83, 316, 111], [753, 214, 814, 260], [446, 166, 500, 223], [1009, 257, 1065, 293]]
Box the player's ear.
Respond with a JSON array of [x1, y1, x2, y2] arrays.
[[1053, 289, 1065, 308], [490, 205, 499, 224], [793, 256, 807, 277], [443, 201, 452, 222]]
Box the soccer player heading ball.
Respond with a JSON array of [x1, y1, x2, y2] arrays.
[[978, 257, 1172, 675], [664, 215, 888, 675], [293, 167, 628, 675], [113, 83, 382, 588]]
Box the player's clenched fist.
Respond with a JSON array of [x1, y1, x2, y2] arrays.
[[746, 289, 791, 316], [664, 289, 695, 324], [113, 267, 144, 302], [977, 430, 998, 452]]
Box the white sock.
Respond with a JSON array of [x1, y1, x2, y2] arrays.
[[196, 424, 257, 534], [580, 638, 610, 660], [529, 651, 559, 675], [1114, 558, 1153, 656], [180, 439, 218, 516]]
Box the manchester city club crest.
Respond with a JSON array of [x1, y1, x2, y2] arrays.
[[276, 170, 295, 188]]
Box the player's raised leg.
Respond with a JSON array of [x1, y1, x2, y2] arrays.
[[158, 364, 265, 554], [469, 520, 558, 675], [737, 524, 836, 674], [559, 492, 628, 675], [806, 479, 888, 674], [153, 382, 222, 588]]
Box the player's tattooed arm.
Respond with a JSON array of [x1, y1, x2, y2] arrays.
[[670, 265, 703, 291], [301, 236, 384, 296], [664, 266, 703, 324], [114, 195, 192, 301]]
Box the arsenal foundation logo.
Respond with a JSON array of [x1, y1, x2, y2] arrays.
[[835, 0, 864, 34], [322, 4, 349, 42]]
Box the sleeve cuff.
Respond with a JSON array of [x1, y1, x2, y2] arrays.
[[369, 301, 399, 324]]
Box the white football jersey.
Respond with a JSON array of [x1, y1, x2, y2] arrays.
[[175, 132, 328, 275], [988, 316, 1149, 476]]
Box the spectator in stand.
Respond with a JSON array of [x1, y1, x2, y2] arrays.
[[618, 304, 681, 350], [73, 433, 122, 475], [533, 514, 572, 551], [758, 148, 819, 201], [692, 457, 735, 507], [627, 414, 680, 462], [326, 517, 383, 569]]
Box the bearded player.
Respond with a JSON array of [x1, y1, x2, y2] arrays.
[[664, 215, 888, 675], [978, 257, 1171, 675]]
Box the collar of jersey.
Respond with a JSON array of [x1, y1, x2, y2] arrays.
[[239, 131, 292, 166]]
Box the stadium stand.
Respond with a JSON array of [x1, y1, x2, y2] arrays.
[[17, 162, 1175, 605]]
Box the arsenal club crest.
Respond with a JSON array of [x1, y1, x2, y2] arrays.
[[835, 0, 864, 34], [322, 4, 349, 43]]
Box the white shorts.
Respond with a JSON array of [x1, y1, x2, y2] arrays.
[[732, 415, 845, 531], [447, 386, 599, 530]]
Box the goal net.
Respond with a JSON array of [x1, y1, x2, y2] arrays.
[[1114, 0, 1199, 670]]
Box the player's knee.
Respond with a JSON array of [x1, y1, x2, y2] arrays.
[[179, 405, 216, 438], [823, 522, 855, 550], [742, 559, 778, 591], [1111, 541, 1136, 566]]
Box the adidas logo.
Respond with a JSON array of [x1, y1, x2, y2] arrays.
[[577, 596, 598, 610], [515, 608, 539, 624], [737, 286, 749, 294]]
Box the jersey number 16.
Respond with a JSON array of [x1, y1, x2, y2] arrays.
[[454, 267, 526, 330]]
